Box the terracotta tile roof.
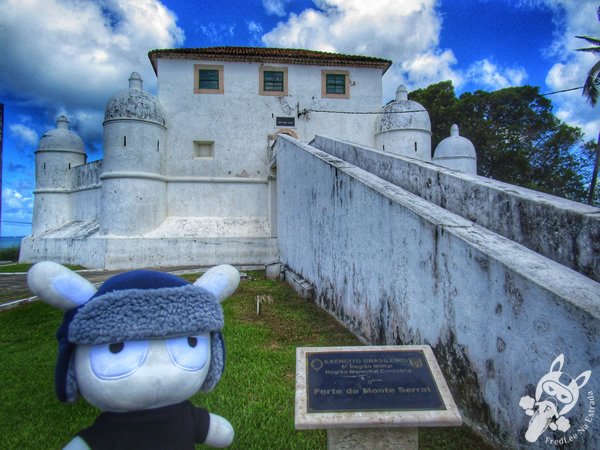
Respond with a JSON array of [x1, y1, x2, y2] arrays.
[[148, 47, 392, 75]]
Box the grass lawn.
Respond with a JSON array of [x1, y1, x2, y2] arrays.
[[0, 271, 494, 449], [0, 263, 85, 273]]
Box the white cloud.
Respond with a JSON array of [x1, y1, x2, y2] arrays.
[[264, 0, 441, 60], [466, 59, 528, 90], [10, 124, 39, 146], [0, 0, 184, 140], [199, 23, 236, 43], [262, 0, 461, 101], [248, 21, 264, 34], [2, 188, 33, 220], [540, 0, 600, 140], [248, 21, 265, 45], [262, 0, 290, 17]]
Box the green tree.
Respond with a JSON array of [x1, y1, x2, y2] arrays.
[[408, 80, 457, 150], [410, 82, 589, 202]]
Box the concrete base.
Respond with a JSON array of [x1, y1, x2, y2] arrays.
[[284, 269, 315, 299], [327, 427, 418, 450], [20, 229, 278, 269], [265, 262, 283, 279]]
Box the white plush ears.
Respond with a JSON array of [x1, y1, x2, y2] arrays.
[[194, 265, 240, 303], [27, 261, 97, 311], [27, 262, 239, 310]]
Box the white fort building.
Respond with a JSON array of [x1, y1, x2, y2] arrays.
[[20, 47, 600, 449], [21, 47, 475, 269]]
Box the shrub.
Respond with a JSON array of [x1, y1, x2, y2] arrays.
[[0, 245, 20, 262]]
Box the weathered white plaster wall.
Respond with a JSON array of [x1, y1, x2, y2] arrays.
[[100, 236, 277, 269], [21, 232, 277, 270], [99, 177, 167, 236], [166, 179, 268, 218], [102, 120, 165, 174], [313, 135, 600, 281], [375, 129, 432, 161], [35, 151, 73, 189], [70, 160, 102, 222], [33, 150, 88, 234], [31, 192, 72, 234], [275, 135, 600, 449], [71, 188, 101, 222], [432, 153, 477, 174], [69, 160, 102, 189], [157, 58, 382, 178]]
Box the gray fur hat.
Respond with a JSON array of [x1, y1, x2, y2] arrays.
[[57, 270, 226, 403]]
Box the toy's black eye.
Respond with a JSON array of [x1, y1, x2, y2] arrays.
[[187, 337, 198, 348], [109, 342, 124, 354]]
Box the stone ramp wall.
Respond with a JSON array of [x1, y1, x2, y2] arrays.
[[275, 135, 600, 449], [312, 135, 600, 281]]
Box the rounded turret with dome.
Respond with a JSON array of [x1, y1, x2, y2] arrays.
[[100, 72, 167, 236], [104, 72, 165, 126], [433, 124, 477, 174], [375, 85, 432, 161], [32, 115, 87, 234], [37, 115, 85, 157]]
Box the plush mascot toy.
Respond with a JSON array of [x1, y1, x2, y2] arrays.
[[27, 261, 239, 450]]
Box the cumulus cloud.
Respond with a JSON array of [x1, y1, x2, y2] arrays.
[[10, 124, 39, 147], [262, 0, 290, 17], [264, 0, 441, 60], [466, 59, 528, 90], [541, 0, 599, 140], [0, 0, 184, 141], [2, 188, 33, 219], [262, 0, 461, 102]]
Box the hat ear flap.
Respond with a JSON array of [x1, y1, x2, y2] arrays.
[[201, 331, 225, 392], [27, 261, 96, 311]]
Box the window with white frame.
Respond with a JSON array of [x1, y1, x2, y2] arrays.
[[322, 70, 350, 99], [194, 65, 224, 94]]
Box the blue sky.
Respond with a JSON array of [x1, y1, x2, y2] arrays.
[[0, 0, 598, 237]]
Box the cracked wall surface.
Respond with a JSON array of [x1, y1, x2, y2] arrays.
[[312, 135, 600, 281], [275, 135, 600, 449]]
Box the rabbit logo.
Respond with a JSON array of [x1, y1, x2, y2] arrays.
[[519, 354, 592, 443]]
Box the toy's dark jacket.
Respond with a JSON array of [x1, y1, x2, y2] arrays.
[[77, 401, 210, 450]]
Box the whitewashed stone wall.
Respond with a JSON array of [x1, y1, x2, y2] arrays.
[[312, 135, 600, 281], [275, 135, 600, 449], [156, 58, 383, 221], [70, 160, 102, 222]]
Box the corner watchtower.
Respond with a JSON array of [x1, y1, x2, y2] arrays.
[[32, 115, 86, 234], [99, 72, 167, 236], [375, 85, 432, 161]]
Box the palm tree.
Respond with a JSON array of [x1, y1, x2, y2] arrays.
[[576, 6, 600, 204], [576, 34, 600, 106]]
